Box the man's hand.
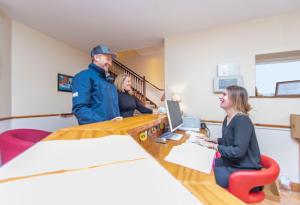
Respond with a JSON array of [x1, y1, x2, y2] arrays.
[[112, 116, 123, 121]]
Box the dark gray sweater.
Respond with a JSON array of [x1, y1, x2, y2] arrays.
[[218, 114, 262, 170], [118, 91, 153, 118]]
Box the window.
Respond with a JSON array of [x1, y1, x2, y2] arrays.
[[255, 51, 300, 97]]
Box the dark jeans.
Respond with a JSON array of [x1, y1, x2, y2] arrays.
[[214, 157, 237, 188], [214, 158, 263, 192]]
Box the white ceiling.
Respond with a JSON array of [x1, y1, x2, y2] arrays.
[[1, 0, 300, 53]]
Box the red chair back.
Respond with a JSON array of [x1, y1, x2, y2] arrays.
[[0, 129, 51, 164], [228, 154, 280, 203]]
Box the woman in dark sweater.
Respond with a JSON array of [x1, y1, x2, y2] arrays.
[[114, 73, 153, 118], [204, 85, 261, 188]]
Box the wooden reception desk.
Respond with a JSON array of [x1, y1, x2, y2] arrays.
[[45, 114, 245, 205]]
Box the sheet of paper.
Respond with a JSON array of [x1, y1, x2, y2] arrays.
[[164, 143, 216, 174], [167, 133, 183, 141], [0, 135, 149, 181], [187, 135, 213, 148], [187, 135, 203, 143], [0, 158, 202, 205]]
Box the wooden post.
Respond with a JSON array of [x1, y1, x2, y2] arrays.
[[143, 76, 146, 103], [291, 114, 300, 140]]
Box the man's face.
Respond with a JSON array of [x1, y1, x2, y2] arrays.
[[93, 54, 112, 72]]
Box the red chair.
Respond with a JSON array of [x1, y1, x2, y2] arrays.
[[215, 153, 280, 203], [0, 129, 51, 164]]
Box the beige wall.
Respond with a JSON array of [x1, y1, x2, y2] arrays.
[[0, 11, 11, 117], [165, 11, 300, 125], [117, 45, 165, 89], [11, 21, 90, 116]]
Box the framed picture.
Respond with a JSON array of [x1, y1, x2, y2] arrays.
[[57, 73, 73, 92], [275, 80, 300, 97]]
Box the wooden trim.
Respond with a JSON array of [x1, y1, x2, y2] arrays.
[[255, 50, 300, 64], [0, 113, 73, 121], [254, 123, 290, 129], [0, 117, 12, 121], [203, 120, 291, 129], [291, 182, 300, 192], [60, 113, 74, 118], [203, 120, 223, 124], [0, 114, 291, 129]]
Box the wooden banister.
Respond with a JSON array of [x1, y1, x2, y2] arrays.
[[111, 59, 164, 107], [112, 60, 143, 80], [142, 76, 146, 102], [112, 60, 165, 91]]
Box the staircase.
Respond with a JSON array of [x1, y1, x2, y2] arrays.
[[109, 60, 164, 108]]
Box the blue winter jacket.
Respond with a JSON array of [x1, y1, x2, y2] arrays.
[[72, 63, 120, 125]]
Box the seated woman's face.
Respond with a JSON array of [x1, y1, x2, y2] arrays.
[[123, 77, 132, 91], [219, 90, 233, 110]]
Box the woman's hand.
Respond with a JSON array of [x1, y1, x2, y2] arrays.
[[152, 109, 158, 114], [204, 141, 218, 150], [199, 134, 218, 144], [198, 133, 209, 140]]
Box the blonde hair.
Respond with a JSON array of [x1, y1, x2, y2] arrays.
[[114, 73, 133, 95], [226, 85, 251, 114]]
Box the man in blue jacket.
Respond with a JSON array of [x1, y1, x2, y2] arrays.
[[72, 45, 120, 125]]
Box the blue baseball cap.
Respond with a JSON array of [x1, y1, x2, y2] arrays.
[[90, 45, 116, 59]]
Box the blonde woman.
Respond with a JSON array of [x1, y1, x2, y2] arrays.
[[204, 85, 261, 189], [114, 73, 153, 118]]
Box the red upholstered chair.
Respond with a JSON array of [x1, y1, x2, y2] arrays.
[[215, 153, 280, 203], [0, 129, 51, 164]]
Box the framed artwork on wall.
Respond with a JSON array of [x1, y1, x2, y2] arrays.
[[275, 80, 300, 97], [57, 73, 73, 92]]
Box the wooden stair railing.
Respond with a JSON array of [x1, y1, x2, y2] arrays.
[[110, 59, 164, 108]]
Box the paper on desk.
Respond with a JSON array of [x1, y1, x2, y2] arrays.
[[0, 158, 202, 205], [187, 134, 203, 143], [167, 133, 183, 141], [0, 135, 150, 181], [164, 143, 216, 174]]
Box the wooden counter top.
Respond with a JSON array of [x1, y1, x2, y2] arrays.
[[45, 114, 245, 205]]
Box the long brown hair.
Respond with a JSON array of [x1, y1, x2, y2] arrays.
[[114, 73, 133, 95], [226, 85, 251, 114]]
